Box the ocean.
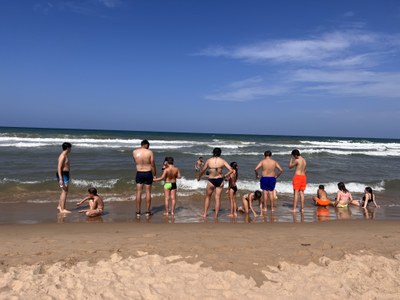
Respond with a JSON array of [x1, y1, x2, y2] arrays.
[[1, 127, 399, 224]]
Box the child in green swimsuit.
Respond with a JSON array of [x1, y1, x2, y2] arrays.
[[154, 157, 181, 216]]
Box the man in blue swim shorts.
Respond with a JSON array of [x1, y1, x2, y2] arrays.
[[56, 142, 72, 213], [133, 140, 156, 217], [255, 151, 283, 212]]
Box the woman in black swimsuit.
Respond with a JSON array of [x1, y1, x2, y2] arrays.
[[197, 148, 233, 218]]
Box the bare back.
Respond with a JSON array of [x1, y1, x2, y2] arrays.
[[94, 195, 104, 210], [290, 156, 306, 175], [133, 147, 154, 172], [258, 158, 282, 177], [58, 152, 70, 172], [164, 166, 181, 183], [205, 157, 228, 178]]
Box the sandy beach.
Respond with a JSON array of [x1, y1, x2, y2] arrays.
[[1, 220, 399, 299]]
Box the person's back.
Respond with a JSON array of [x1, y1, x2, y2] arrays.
[[133, 147, 153, 172], [293, 156, 306, 175], [318, 188, 328, 200], [261, 157, 280, 177], [164, 165, 180, 182]]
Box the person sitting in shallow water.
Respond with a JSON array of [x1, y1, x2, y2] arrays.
[[350, 187, 380, 208], [312, 185, 332, 206], [333, 182, 353, 208], [238, 190, 262, 217], [77, 187, 104, 217]]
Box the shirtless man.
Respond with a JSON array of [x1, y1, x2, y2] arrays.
[[77, 187, 104, 217], [132, 139, 156, 217], [289, 149, 307, 213], [154, 157, 181, 216], [197, 148, 233, 218], [254, 151, 283, 212], [56, 142, 72, 213], [194, 157, 204, 172]]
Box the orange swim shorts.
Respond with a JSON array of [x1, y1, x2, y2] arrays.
[[293, 174, 307, 191]]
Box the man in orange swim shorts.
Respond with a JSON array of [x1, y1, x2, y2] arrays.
[[289, 149, 307, 213]]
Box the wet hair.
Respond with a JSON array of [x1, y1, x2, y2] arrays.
[[141, 139, 150, 147], [62, 142, 72, 150], [337, 182, 348, 193], [254, 190, 262, 200], [230, 161, 238, 180], [212, 148, 222, 157], [199, 157, 203, 160], [291, 149, 300, 157], [264, 151, 272, 157], [319, 185, 325, 189], [166, 157, 174, 165], [88, 187, 98, 195]]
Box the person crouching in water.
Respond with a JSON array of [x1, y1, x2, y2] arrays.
[[312, 185, 332, 206], [238, 190, 262, 217], [154, 156, 181, 216], [77, 187, 104, 217]]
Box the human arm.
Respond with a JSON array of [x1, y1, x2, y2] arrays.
[[153, 169, 167, 182], [289, 156, 297, 169], [275, 162, 283, 178], [150, 152, 156, 177], [57, 155, 65, 186], [223, 160, 233, 179], [77, 195, 90, 207], [197, 160, 209, 181], [254, 161, 262, 179], [249, 196, 258, 217]]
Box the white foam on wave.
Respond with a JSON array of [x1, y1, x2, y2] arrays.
[[72, 179, 119, 189], [0, 178, 42, 185]]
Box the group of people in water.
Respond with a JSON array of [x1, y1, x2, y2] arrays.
[[56, 140, 379, 219]]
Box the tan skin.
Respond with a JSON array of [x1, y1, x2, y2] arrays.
[[57, 147, 71, 213], [240, 192, 261, 217], [312, 188, 332, 205], [197, 156, 233, 218], [154, 163, 182, 216], [77, 193, 104, 217], [255, 155, 283, 212], [226, 166, 238, 217], [289, 154, 307, 213], [132, 144, 156, 214]]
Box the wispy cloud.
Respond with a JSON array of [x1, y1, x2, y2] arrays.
[[200, 28, 400, 102]]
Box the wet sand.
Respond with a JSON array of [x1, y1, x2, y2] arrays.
[[1, 221, 400, 299]]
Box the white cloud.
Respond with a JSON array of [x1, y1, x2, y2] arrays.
[[200, 28, 400, 102]]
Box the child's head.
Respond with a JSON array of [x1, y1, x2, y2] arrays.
[[291, 149, 300, 157], [319, 184, 325, 190], [88, 187, 98, 196], [254, 190, 262, 200], [230, 161, 238, 169], [365, 186, 373, 194], [264, 150, 272, 157], [62, 142, 72, 151], [165, 157, 174, 165]]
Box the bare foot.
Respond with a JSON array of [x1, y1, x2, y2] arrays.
[[163, 212, 169, 216], [59, 209, 71, 213], [262, 208, 267, 212], [233, 212, 237, 217], [171, 212, 175, 216], [300, 208, 304, 213], [271, 208, 275, 212], [289, 209, 297, 213], [201, 213, 207, 218]]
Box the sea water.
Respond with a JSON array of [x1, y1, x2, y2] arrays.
[[0, 127, 399, 223]]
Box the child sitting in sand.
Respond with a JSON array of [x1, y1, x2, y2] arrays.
[[154, 156, 181, 216], [312, 185, 332, 206], [238, 190, 262, 217], [76, 187, 104, 217]]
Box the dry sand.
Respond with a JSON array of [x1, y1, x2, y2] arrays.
[[1, 220, 400, 299]]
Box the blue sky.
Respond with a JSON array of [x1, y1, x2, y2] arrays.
[[1, 0, 399, 138]]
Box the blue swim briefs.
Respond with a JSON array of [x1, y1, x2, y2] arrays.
[[260, 176, 276, 191], [136, 171, 153, 185]]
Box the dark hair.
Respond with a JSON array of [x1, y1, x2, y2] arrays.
[[88, 187, 98, 195], [254, 190, 262, 200], [62, 142, 72, 150], [212, 148, 222, 157], [319, 185, 325, 189], [166, 157, 174, 164], [337, 182, 348, 193], [264, 150, 272, 157], [365, 187, 373, 200], [291, 149, 300, 157], [230, 161, 238, 180], [141, 139, 150, 147]]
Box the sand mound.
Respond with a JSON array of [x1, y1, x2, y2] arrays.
[[1, 253, 399, 299]]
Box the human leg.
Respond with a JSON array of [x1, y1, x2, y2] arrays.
[[214, 186, 223, 218], [171, 190, 177, 215], [145, 184, 152, 214], [202, 183, 214, 218], [164, 189, 170, 215]]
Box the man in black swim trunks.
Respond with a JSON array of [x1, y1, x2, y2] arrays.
[[132, 140, 156, 217]]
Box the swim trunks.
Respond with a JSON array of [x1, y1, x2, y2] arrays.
[[208, 178, 224, 187], [260, 176, 276, 191], [315, 198, 331, 206], [292, 174, 306, 191], [135, 171, 153, 185], [164, 182, 177, 190], [56, 171, 70, 187]]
